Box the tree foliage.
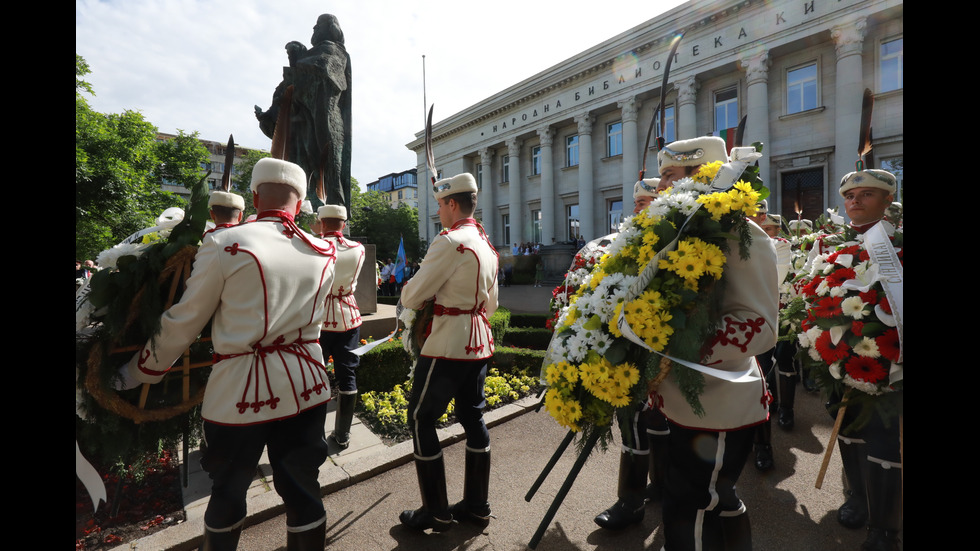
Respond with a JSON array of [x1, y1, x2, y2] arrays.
[[75, 55, 209, 262], [347, 183, 424, 263]]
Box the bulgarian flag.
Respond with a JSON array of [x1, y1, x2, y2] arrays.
[[713, 127, 738, 154]]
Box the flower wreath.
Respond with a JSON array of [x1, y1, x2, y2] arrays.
[[787, 219, 904, 429], [541, 146, 767, 446]]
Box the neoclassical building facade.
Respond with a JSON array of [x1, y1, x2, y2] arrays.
[[407, 0, 903, 247]]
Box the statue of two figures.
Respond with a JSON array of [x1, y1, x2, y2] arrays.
[[256, 14, 352, 218]]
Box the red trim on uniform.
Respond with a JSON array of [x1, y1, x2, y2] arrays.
[[705, 316, 766, 356]]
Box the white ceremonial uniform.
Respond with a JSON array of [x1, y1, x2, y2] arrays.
[[654, 222, 778, 431], [401, 219, 499, 360], [320, 231, 365, 332], [653, 222, 778, 551], [127, 213, 336, 425]]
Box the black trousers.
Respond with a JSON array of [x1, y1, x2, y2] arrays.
[[201, 404, 329, 529], [662, 424, 755, 550], [407, 357, 490, 457], [320, 327, 360, 393]]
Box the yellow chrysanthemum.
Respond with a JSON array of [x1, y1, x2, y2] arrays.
[[697, 191, 733, 220], [694, 161, 724, 184]]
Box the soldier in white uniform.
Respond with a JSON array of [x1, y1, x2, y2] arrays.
[[398, 173, 499, 532], [119, 158, 337, 551], [650, 137, 778, 550], [205, 189, 245, 233], [316, 204, 365, 450]]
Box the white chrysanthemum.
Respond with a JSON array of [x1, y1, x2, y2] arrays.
[[841, 296, 868, 319], [853, 337, 880, 358], [829, 286, 846, 298], [815, 279, 831, 296], [843, 376, 884, 396], [807, 346, 822, 361]]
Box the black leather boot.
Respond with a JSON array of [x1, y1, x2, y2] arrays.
[[594, 449, 648, 530], [861, 461, 902, 551], [645, 430, 668, 502], [400, 455, 453, 532], [329, 393, 357, 450], [286, 517, 326, 551], [753, 419, 774, 472], [721, 510, 752, 551], [200, 519, 243, 551], [837, 439, 869, 529], [775, 373, 797, 431], [448, 448, 492, 525]]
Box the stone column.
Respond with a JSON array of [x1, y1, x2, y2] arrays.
[[574, 113, 595, 240], [676, 76, 699, 141], [479, 147, 495, 244], [536, 126, 555, 246], [831, 17, 867, 215], [739, 49, 771, 185], [507, 138, 523, 245], [619, 97, 641, 209]]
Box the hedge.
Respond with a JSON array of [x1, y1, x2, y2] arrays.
[[501, 327, 553, 349]]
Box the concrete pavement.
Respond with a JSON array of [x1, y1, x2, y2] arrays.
[[111, 284, 877, 550]]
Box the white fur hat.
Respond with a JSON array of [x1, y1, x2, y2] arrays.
[[250, 158, 307, 199], [633, 178, 659, 199], [756, 199, 769, 216], [838, 169, 897, 198], [658, 136, 728, 173], [788, 219, 813, 232], [317, 204, 347, 220], [207, 190, 245, 211], [761, 213, 781, 227], [432, 172, 478, 200]]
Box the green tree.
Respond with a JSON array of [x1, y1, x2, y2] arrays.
[[155, 130, 210, 190], [76, 55, 209, 261], [348, 183, 423, 263]]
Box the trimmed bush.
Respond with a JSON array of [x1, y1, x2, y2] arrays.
[[356, 338, 413, 394], [491, 345, 546, 376], [489, 307, 511, 344], [509, 313, 552, 329], [502, 327, 553, 349]]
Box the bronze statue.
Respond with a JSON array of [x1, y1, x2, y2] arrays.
[[256, 14, 352, 217]]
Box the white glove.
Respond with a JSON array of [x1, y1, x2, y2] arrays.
[[112, 356, 143, 390]]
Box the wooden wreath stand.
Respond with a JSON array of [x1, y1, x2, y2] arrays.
[[84, 246, 211, 424]]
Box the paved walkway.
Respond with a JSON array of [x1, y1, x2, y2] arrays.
[[109, 284, 886, 550]]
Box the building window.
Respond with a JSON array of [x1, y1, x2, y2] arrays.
[[787, 63, 818, 114], [476, 163, 483, 187], [502, 213, 510, 246], [567, 204, 580, 241], [501, 155, 510, 183], [653, 105, 676, 144], [880, 37, 903, 92], [566, 135, 579, 167], [607, 199, 623, 233], [780, 168, 824, 223], [433, 222, 442, 234], [398, 190, 403, 200], [607, 121, 623, 157], [714, 87, 739, 132], [531, 146, 542, 176], [531, 209, 542, 244]]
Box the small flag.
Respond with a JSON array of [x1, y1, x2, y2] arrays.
[[394, 236, 407, 283]]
